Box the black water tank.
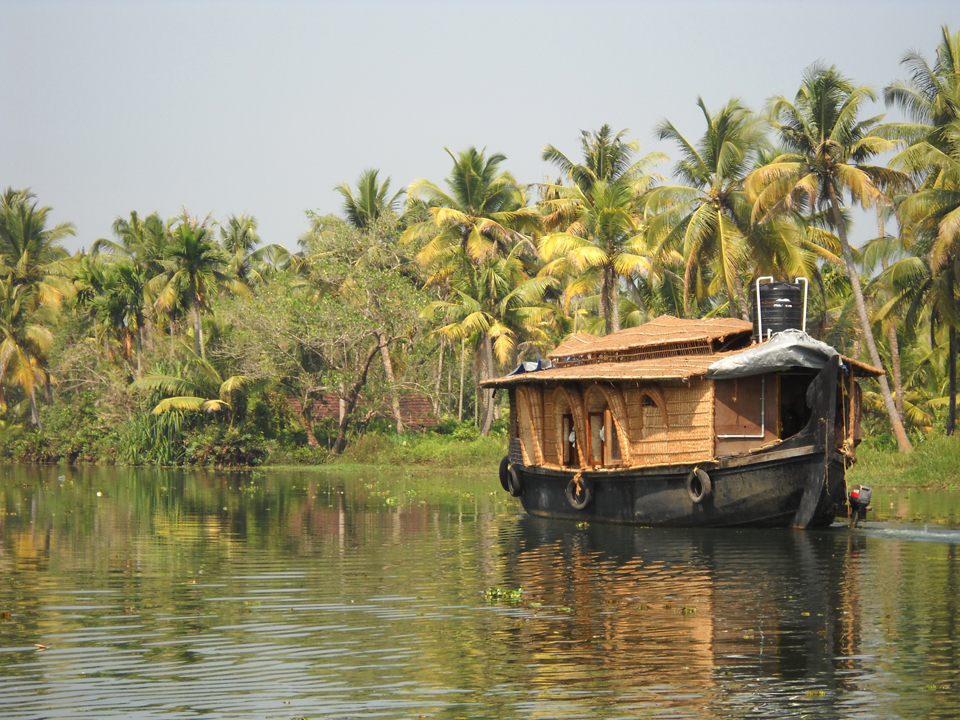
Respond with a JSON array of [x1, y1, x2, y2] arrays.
[[753, 281, 804, 340]]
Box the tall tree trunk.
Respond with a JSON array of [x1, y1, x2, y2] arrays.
[[299, 398, 319, 448], [480, 332, 495, 436], [332, 340, 382, 454], [878, 209, 904, 415], [889, 322, 903, 416], [948, 325, 957, 436], [29, 387, 41, 432], [191, 299, 203, 359], [827, 183, 912, 452], [733, 272, 751, 323], [599, 268, 610, 334], [458, 337, 465, 423], [377, 332, 403, 435], [682, 257, 696, 318], [433, 337, 445, 417], [609, 266, 620, 333], [44, 370, 53, 406], [135, 328, 143, 377]]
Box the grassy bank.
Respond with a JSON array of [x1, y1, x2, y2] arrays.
[[318, 430, 959, 489], [326, 429, 508, 471], [848, 434, 960, 489]]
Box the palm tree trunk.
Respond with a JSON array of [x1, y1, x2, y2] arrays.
[[827, 183, 912, 452], [433, 337, 444, 417], [889, 322, 903, 416], [480, 332, 495, 436], [192, 300, 203, 358], [29, 386, 41, 431], [878, 211, 904, 416], [948, 325, 957, 436], [599, 268, 609, 334], [458, 337, 465, 423], [734, 273, 751, 323], [609, 266, 620, 333], [377, 332, 404, 435], [682, 258, 695, 318]]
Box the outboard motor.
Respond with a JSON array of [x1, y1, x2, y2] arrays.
[[753, 277, 808, 341], [848, 484, 872, 528]]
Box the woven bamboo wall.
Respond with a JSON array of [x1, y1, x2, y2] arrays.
[[516, 379, 714, 470], [626, 380, 714, 466], [543, 390, 558, 465], [517, 386, 545, 466]]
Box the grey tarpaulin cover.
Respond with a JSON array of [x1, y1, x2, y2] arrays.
[[705, 329, 839, 379]]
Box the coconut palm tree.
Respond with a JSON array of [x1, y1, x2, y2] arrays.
[[880, 27, 960, 434], [219, 214, 288, 290], [155, 217, 231, 360], [422, 245, 553, 434], [745, 64, 913, 452], [91, 262, 151, 374], [540, 126, 665, 332], [403, 148, 541, 432], [0, 278, 53, 427], [645, 99, 771, 319], [539, 179, 651, 333], [883, 25, 960, 169], [896, 120, 960, 432], [0, 188, 74, 309], [335, 169, 404, 231], [402, 147, 541, 266], [91, 211, 171, 276], [542, 124, 666, 194]]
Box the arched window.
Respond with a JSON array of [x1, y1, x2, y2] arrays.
[[640, 389, 669, 440], [553, 387, 580, 468], [585, 387, 623, 467]]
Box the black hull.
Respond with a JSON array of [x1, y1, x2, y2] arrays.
[[512, 445, 848, 528]]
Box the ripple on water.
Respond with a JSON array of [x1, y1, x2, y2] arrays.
[[1, 468, 960, 718]]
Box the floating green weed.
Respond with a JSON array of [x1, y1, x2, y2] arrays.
[[483, 587, 523, 603]]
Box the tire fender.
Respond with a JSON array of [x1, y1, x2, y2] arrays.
[[687, 467, 712, 504], [507, 466, 524, 497], [565, 476, 593, 510], [499, 456, 511, 493]]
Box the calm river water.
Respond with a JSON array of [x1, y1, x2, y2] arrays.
[[2, 465, 960, 719]]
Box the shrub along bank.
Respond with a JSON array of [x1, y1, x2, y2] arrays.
[[848, 434, 960, 490], [0, 391, 509, 472]]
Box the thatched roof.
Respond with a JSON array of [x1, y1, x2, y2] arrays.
[[484, 350, 746, 387], [484, 315, 883, 387], [549, 315, 753, 366], [843, 356, 885, 378]]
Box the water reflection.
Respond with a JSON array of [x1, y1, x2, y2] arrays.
[[0, 466, 958, 719]]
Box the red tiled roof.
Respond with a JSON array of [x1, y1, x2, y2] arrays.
[[288, 393, 439, 429]]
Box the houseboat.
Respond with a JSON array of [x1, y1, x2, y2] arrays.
[[485, 283, 879, 528]]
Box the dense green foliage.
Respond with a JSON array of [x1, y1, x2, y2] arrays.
[[3, 26, 960, 469]]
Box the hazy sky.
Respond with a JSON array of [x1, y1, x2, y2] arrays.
[[1, 1, 955, 253]]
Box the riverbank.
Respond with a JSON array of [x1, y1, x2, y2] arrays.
[[310, 429, 508, 471], [5, 417, 957, 490], [319, 430, 960, 491], [847, 434, 960, 489]]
